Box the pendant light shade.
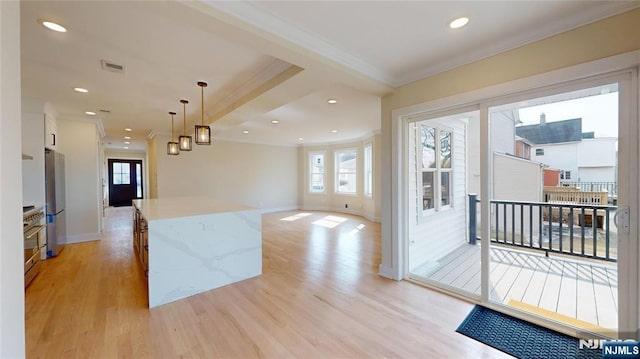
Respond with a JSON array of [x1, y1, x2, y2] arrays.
[[167, 111, 179, 155], [178, 99, 192, 151], [195, 81, 211, 145]]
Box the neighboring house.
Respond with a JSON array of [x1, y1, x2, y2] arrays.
[[516, 116, 617, 184]]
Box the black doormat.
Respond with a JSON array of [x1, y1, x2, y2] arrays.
[[456, 305, 601, 359]]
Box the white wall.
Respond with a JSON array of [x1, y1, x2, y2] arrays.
[[0, 1, 25, 356], [579, 167, 616, 183], [490, 110, 517, 155], [56, 119, 101, 243], [300, 134, 380, 221], [578, 138, 617, 167], [408, 118, 467, 273], [532, 142, 579, 177], [155, 137, 298, 212], [492, 153, 544, 242], [22, 98, 46, 207]]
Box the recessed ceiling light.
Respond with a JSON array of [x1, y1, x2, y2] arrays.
[[331, 129, 338, 133], [298, 137, 304, 141], [243, 130, 249, 134], [124, 141, 130, 145], [328, 99, 337, 104], [124, 136, 131, 140], [85, 111, 96, 116], [125, 128, 132, 132], [73, 87, 88, 93], [124, 146, 129, 149], [271, 120, 279, 124], [39, 20, 67, 33], [449, 17, 469, 29]]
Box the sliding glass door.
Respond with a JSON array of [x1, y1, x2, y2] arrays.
[[406, 70, 638, 338]]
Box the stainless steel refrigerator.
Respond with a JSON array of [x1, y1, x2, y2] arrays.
[[45, 149, 66, 257]]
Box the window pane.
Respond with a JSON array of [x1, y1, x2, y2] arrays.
[[113, 174, 122, 185], [310, 174, 324, 192], [364, 145, 372, 196], [422, 172, 434, 210], [441, 172, 451, 206], [338, 173, 357, 193], [121, 163, 130, 175], [421, 126, 436, 169], [336, 150, 357, 193], [338, 152, 356, 171], [309, 153, 325, 192], [440, 130, 452, 168], [113, 162, 121, 174], [311, 154, 324, 173], [136, 163, 142, 198]]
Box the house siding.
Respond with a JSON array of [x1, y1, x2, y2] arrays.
[[408, 118, 467, 272]]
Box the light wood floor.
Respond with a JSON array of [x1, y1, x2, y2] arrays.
[[25, 207, 511, 358]]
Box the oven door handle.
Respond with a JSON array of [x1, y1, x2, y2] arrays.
[[25, 225, 44, 239]]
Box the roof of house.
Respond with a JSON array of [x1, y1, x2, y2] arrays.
[[515, 118, 582, 145]]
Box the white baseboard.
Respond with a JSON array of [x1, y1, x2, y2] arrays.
[[259, 205, 299, 214], [65, 232, 101, 244]]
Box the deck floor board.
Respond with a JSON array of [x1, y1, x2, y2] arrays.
[[418, 244, 618, 330]]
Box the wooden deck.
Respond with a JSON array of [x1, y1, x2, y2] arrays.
[[416, 243, 618, 330]]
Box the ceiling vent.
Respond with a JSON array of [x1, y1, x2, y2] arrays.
[[101, 60, 125, 74], [99, 109, 111, 113]]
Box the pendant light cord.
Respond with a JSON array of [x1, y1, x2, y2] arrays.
[[201, 85, 204, 126]]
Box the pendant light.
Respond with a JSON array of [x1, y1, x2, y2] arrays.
[[167, 112, 179, 155], [178, 99, 192, 151], [195, 81, 211, 145]]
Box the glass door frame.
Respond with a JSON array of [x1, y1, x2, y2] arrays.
[[478, 71, 638, 339], [394, 66, 639, 339]]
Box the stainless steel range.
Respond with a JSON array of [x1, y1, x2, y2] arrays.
[[23, 206, 46, 288]]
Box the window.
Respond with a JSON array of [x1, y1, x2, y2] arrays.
[[309, 152, 325, 193], [335, 149, 357, 194], [561, 170, 572, 180], [364, 144, 373, 197], [419, 124, 452, 212], [136, 163, 142, 197], [535, 148, 544, 156], [112, 162, 130, 185]]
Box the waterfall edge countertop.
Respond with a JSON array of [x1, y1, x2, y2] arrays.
[[132, 197, 262, 308], [132, 197, 257, 221]]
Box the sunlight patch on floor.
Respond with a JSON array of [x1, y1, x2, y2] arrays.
[[313, 215, 348, 228], [348, 223, 366, 235], [280, 213, 312, 221]]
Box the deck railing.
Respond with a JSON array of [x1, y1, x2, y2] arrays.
[[560, 181, 617, 198], [468, 194, 617, 262]]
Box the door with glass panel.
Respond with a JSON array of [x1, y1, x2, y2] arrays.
[[407, 110, 482, 298], [108, 159, 144, 207], [484, 74, 636, 338]]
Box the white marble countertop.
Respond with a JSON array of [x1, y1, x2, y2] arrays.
[[132, 197, 257, 221]]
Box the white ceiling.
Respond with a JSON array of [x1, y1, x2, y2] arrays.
[[20, 1, 639, 151]]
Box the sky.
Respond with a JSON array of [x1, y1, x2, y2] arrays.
[[517, 92, 618, 138]]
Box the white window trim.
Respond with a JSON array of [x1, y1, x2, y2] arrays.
[[416, 123, 454, 216], [364, 143, 373, 198], [335, 148, 358, 195], [308, 151, 326, 194]]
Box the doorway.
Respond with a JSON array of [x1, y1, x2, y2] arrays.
[[403, 71, 638, 339], [108, 159, 143, 207]]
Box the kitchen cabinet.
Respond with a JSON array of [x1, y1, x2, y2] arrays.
[[44, 113, 57, 150], [132, 207, 148, 281]]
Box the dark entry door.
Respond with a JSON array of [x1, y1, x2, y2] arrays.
[[108, 159, 143, 207]]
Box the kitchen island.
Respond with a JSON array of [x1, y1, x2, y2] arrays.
[[132, 197, 262, 308]]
